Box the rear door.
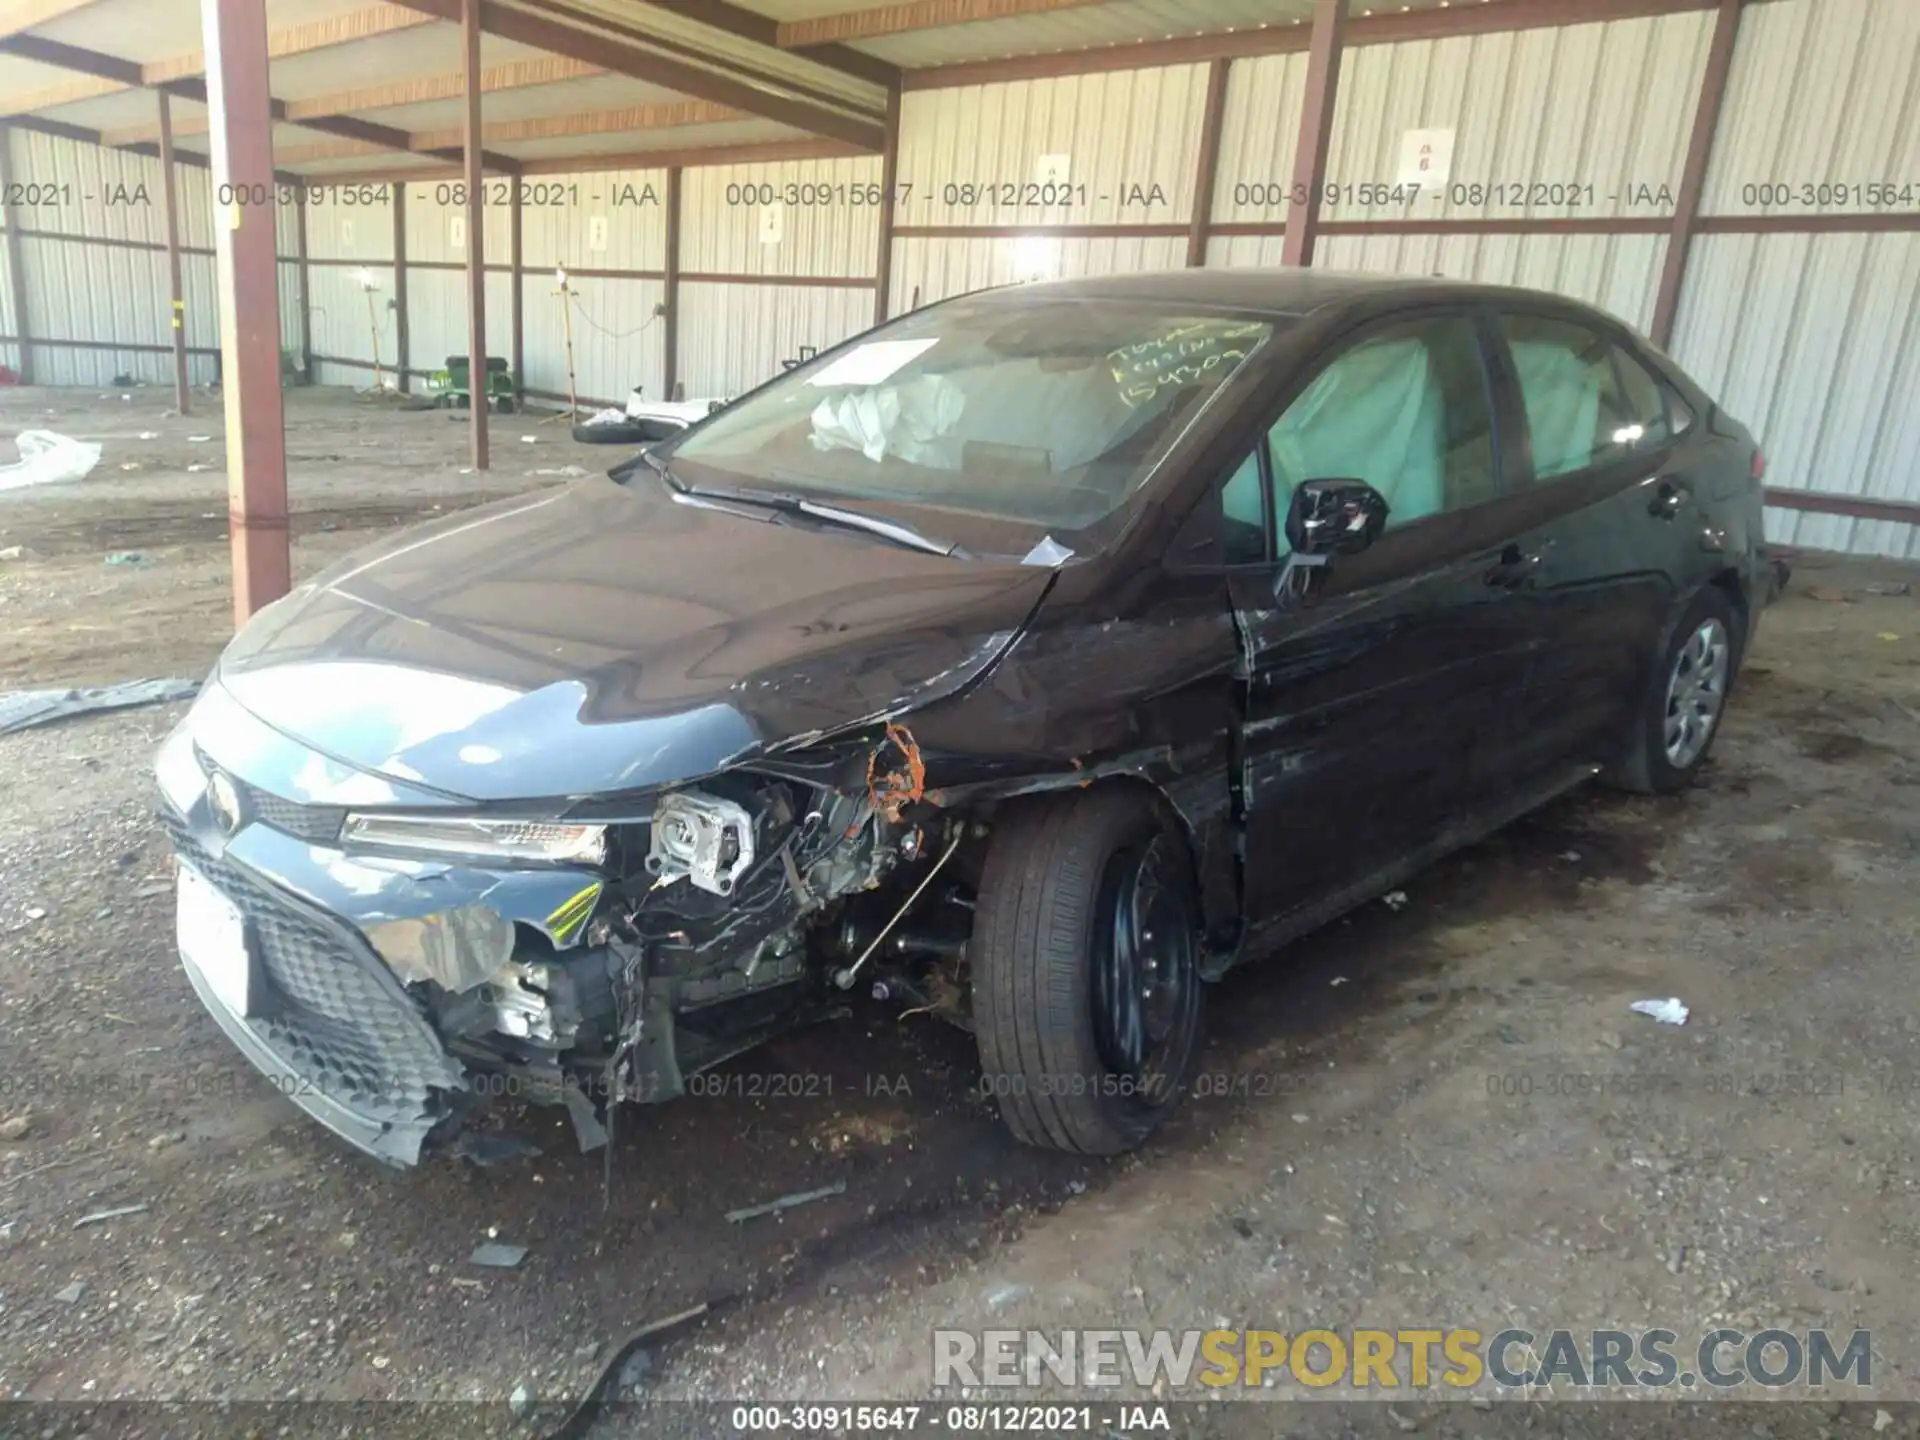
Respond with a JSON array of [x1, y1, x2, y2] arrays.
[[1486, 309, 1696, 781], [1219, 310, 1540, 934]]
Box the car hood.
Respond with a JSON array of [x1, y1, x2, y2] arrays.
[[216, 478, 1054, 802]]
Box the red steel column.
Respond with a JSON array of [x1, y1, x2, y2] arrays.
[[1186, 58, 1230, 268], [663, 165, 681, 400], [0, 125, 34, 386], [392, 181, 410, 392], [509, 174, 523, 407], [156, 92, 191, 414], [1650, 0, 1743, 349], [461, 0, 489, 469], [1281, 0, 1347, 268], [201, 0, 290, 622], [872, 85, 899, 324]]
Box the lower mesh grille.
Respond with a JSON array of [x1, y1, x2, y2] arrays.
[[166, 819, 465, 1124]]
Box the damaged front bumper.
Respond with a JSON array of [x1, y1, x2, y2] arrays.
[[155, 690, 621, 1167]]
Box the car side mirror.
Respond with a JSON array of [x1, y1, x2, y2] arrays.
[[1285, 477, 1390, 557]]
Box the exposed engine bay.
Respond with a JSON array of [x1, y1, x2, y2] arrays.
[[417, 723, 981, 1159]]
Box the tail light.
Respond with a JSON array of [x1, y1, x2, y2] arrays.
[[1750, 448, 1767, 481]]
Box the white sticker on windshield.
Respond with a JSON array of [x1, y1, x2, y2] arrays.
[[806, 338, 938, 389], [1021, 535, 1075, 568]]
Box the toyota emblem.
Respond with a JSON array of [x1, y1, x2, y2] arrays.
[[207, 771, 244, 836]]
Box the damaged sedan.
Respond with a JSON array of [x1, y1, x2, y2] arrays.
[[157, 269, 1771, 1166]]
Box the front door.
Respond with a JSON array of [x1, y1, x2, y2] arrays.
[[1222, 311, 1539, 936]]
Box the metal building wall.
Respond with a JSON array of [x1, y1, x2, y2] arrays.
[[303, 189, 395, 390], [1669, 0, 1920, 558], [678, 155, 881, 398], [5, 130, 222, 387]]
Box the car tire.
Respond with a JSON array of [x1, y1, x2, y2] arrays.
[[571, 418, 650, 445], [971, 786, 1205, 1155], [1606, 586, 1740, 795]]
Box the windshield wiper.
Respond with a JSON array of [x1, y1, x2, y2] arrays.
[[658, 473, 966, 558]]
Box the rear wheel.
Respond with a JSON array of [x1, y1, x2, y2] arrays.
[[1607, 587, 1738, 794], [971, 788, 1204, 1155]]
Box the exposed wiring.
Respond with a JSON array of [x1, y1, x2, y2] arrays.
[[567, 290, 661, 342]]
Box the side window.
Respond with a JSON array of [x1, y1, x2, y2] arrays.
[[1264, 316, 1497, 542], [1502, 313, 1674, 479], [1219, 448, 1267, 564]]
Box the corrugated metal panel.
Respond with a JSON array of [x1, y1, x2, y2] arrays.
[[1211, 50, 1308, 225], [1314, 11, 1711, 225], [889, 234, 1186, 316], [404, 177, 515, 267], [279, 258, 306, 362], [517, 169, 668, 273], [304, 191, 396, 262], [898, 68, 1206, 228], [18, 231, 222, 384], [1209, 231, 1667, 332], [4, 131, 179, 245], [682, 156, 882, 278], [519, 273, 666, 406], [1707, 0, 1920, 216], [1671, 231, 1920, 560], [406, 268, 516, 380], [677, 281, 872, 398], [308, 263, 396, 385]]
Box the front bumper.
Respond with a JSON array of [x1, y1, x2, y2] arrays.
[[167, 816, 470, 1166]]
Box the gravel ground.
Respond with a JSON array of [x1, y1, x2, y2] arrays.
[[1, 383, 1918, 1437]]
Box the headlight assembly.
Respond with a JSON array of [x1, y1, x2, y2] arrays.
[[340, 814, 606, 865]]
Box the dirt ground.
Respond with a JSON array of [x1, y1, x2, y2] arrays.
[[1, 383, 1919, 1436]]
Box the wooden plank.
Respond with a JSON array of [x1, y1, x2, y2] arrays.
[[778, 0, 1108, 48], [387, 0, 885, 152]]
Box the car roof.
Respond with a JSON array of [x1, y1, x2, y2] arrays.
[[988, 266, 1576, 320]]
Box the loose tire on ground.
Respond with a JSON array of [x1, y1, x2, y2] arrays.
[[971, 786, 1205, 1155], [1606, 585, 1740, 795]]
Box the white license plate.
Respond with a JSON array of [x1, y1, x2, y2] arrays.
[[177, 864, 251, 1016]]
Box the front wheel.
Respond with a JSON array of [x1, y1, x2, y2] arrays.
[[1607, 587, 1738, 794], [971, 787, 1204, 1155]]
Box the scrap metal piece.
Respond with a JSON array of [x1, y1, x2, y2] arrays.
[[73, 1203, 149, 1228], [0, 678, 198, 735], [724, 1179, 847, 1224]]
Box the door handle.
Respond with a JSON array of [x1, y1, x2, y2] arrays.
[[1484, 540, 1549, 590], [1649, 476, 1690, 519]]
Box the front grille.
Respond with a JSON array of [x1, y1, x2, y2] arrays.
[[193, 747, 346, 844], [166, 818, 465, 1124]]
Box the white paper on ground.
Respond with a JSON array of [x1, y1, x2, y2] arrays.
[[806, 339, 937, 389], [0, 431, 103, 492], [1629, 997, 1689, 1026]]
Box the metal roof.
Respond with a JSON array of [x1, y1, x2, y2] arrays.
[[0, 0, 1722, 179]]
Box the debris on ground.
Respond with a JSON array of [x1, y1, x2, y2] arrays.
[[725, 1179, 847, 1224], [0, 1113, 30, 1141], [548, 1303, 709, 1440], [1805, 587, 1854, 602], [1383, 890, 1409, 911], [469, 1241, 528, 1268], [1864, 581, 1912, 597], [0, 677, 198, 735], [74, 1203, 149, 1228], [1629, 997, 1690, 1026], [53, 1281, 86, 1304], [508, 1382, 532, 1418], [0, 430, 102, 491], [104, 550, 152, 566], [0, 544, 21, 560]]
